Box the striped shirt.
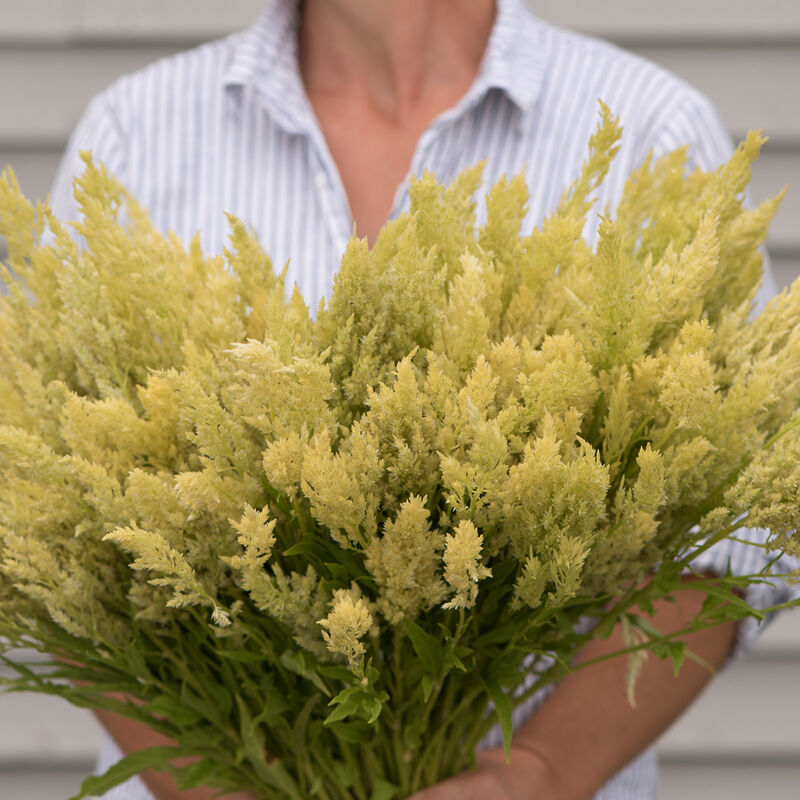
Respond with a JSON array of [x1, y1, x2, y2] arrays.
[[50, 1, 796, 797]]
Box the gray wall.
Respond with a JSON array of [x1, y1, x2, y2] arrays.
[[1, 2, 799, 798]]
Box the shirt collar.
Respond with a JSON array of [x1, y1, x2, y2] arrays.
[[223, 0, 309, 135], [223, 0, 548, 133], [469, 0, 548, 114]]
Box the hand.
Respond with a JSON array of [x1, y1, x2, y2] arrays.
[[407, 744, 557, 800]]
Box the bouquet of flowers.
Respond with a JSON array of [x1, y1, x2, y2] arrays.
[[1, 107, 798, 799]]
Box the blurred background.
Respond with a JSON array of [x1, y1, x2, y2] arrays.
[[1, 1, 798, 798]]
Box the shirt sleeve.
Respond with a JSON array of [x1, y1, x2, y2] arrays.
[[649, 88, 799, 660], [49, 89, 129, 222]]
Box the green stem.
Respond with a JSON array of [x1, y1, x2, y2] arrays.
[[436, 685, 490, 779], [339, 739, 369, 800], [419, 675, 460, 789], [310, 749, 358, 800], [362, 742, 387, 795]]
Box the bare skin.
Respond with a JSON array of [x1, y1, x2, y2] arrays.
[[408, 582, 737, 800], [90, 710, 255, 800], [96, 581, 735, 800], [93, 3, 739, 798], [298, 0, 495, 245]]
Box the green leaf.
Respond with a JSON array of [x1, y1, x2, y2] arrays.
[[442, 651, 467, 673], [235, 693, 266, 764], [325, 686, 364, 724], [474, 622, 522, 647], [280, 650, 331, 696], [478, 558, 517, 615], [421, 674, 435, 703], [291, 695, 319, 758], [68, 746, 187, 800], [625, 614, 662, 640], [650, 639, 687, 676], [325, 686, 388, 724], [403, 718, 424, 749], [203, 675, 233, 720], [697, 583, 764, 622], [361, 695, 384, 724], [326, 720, 373, 743], [173, 758, 222, 791], [235, 696, 303, 799], [324, 561, 351, 582], [371, 778, 402, 800], [331, 757, 358, 788], [218, 649, 266, 663], [403, 618, 443, 676], [483, 678, 513, 762], [320, 539, 368, 579], [317, 664, 354, 683], [283, 537, 328, 560], [148, 694, 203, 727]]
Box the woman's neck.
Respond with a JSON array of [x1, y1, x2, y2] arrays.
[[298, 0, 496, 120]]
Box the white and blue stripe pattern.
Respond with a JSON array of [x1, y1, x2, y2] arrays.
[[50, 1, 796, 798]]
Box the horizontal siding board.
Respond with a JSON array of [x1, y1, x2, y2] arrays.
[[773, 254, 800, 289], [2, 4, 800, 783], [1, 762, 798, 800], [0, 766, 94, 800], [0, 0, 262, 44], [0, 45, 180, 147], [748, 145, 800, 252], [754, 608, 800, 655], [2, 43, 798, 147], [3, 760, 799, 800], [2, 761, 800, 800], [657, 658, 800, 758], [535, 0, 800, 43], [0, 691, 104, 763], [3, 0, 800, 44], [658, 760, 800, 800], [630, 43, 800, 142]]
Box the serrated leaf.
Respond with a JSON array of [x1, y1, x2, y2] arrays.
[[697, 583, 764, 621], [650, 639, 687, 676]]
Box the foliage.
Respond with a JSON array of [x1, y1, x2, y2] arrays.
[[1, 106, 799, 799]]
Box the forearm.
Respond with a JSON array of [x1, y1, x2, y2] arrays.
[[513, 577, 738, 800], [57, 653, 252, 799], [93, 709, 231, 800]]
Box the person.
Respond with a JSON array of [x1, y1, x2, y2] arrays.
[[49, 1, 796, 798]]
